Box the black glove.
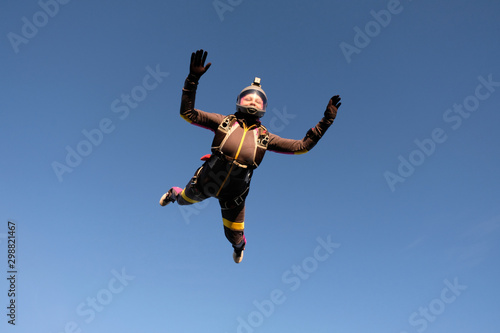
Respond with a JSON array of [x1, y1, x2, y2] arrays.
[[324, 95, 341, 120], [189, 49, 211, 81]]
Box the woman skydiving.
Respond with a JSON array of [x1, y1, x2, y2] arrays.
[[159, 49, 342, 263]]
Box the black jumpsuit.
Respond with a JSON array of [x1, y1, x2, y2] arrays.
[[170, 75, 336, 252]]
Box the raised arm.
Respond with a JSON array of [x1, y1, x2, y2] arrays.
[[180, 49, 224, 131], [267, 95, 341, 154]]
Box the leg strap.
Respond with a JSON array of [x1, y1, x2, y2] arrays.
[[220, 186, 249, 210]]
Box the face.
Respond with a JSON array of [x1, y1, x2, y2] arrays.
[[239, 93, 264, 110]]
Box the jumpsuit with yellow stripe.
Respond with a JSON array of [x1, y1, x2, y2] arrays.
[[169, 74, 337, 254]]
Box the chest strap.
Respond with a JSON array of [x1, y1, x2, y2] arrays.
[[211, 115, 269, 169]]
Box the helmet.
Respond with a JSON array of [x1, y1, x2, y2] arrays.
[[236, 77, 268, 118]]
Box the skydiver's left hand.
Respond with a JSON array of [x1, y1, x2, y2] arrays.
[[324, 95, 341, 120]]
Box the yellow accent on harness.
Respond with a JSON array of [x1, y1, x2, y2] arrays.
[[234, 123, 255, 161], [181, 189, 199, 203], [223, 218, 245, 231], [216, 164, 234, 197], [215, 122, 256, 197]]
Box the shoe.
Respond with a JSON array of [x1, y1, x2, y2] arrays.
[[159, 192, 172, 206], [233, 250, 244, 264], [159, 187, 181, 206]]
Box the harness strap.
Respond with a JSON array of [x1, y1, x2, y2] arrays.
[[213, 151, 249, 169], [211, 115, 269, 169], [211, 115, 237, 153], [220, 186, 250, 210]]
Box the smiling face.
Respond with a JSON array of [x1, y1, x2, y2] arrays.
[[239, 92, 265, 110], [236, 83, 268, 118]]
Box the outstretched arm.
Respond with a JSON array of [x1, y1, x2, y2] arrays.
[[267, 95, 341, 154], [180, 49, 224, 131]]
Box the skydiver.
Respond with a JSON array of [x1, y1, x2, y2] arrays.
[[159, 49, 342, 263]]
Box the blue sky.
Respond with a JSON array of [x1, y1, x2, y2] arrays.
[[1, 0, 499, 332]]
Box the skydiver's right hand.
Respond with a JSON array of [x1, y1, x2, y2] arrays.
[[189, 49, 211, 80]]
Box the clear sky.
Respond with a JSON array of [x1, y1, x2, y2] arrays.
[[1, 0, 499, 332]]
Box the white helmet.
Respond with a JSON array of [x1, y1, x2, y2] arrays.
[[236, 77, 268, 118]]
